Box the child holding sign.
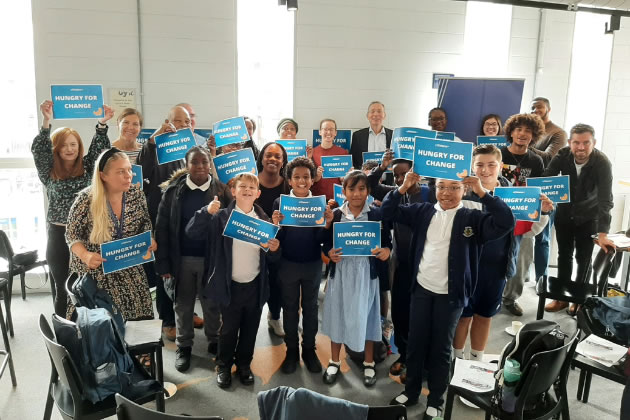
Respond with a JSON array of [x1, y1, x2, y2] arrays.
[[382, 172, 513, 420], [272, 157, 332, 374], [321, 170, 392, 387], [312, 119, 350, 200], [185, 172, 280, 389]]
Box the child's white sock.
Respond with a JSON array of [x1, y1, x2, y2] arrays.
[[326, 360, 340, 375], [470, 349, 484, 361], [426, 406, 439, 417], [454, 348, 465, 359], [363, 361, 376, 377]]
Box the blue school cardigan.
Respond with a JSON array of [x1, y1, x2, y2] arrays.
[[380, 189, 514, 308]]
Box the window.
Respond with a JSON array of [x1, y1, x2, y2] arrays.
[[463, 2, 513, 77], [237, 0, 295, 144], [565, 12, 613, 146]]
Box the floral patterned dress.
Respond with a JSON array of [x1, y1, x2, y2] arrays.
[[65, 184, 154, 320]]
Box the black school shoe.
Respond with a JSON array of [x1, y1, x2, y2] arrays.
[[323, 361, 341, 384], [363, 362, 377, 387], [389, 391, 418, 407], [281, 349, 299, 374], [302, 348, 322, 373], [236, 366, 255, 385], [216, 368, 232, 388], [175, 346, 192, 372]]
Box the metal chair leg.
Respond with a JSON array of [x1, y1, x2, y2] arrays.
[[2, 284, 13, 337], [20, 273, 26, 300], [0, 292, 17, 386]]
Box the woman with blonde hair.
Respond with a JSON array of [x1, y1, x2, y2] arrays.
[[32, 100, 113, 316], [65, 148, 156, 320], [112, 108, 143, 164]]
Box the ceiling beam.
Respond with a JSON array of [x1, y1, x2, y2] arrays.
[[454, 0, 630, 17]]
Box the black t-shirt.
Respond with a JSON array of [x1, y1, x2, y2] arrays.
[[256, 182, 288, 218], [500, 147, 544, 186]]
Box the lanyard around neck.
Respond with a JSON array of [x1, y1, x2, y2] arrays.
[[107, 192, 126, 240]]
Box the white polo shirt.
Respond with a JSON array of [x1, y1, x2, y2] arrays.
[[231, 204, 261, 283], [416, 202, 463, 294]]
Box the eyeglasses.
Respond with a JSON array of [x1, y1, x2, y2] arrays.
[[436, 185, 462, 192], [484, 122, 499, 127]]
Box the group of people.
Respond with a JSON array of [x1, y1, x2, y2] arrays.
[[32, 95, 615, 420]]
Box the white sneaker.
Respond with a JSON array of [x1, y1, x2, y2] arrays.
[[268, 318, 285, 337]]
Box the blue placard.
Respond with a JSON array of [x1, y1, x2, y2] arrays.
[[100, 231, 154, 275], [321, 155, 353, 178], [279, 195, 327, 227], [154, 128, 196, 165], [136, 128, 155, 145], [131, 164, 142, 190], [333, 184, 374, 207], [477, 136, 508, 148], [413, 137, 473, 181], [276, 139, 307, 162], [312, 129, 352, 151], [392, 127, 437, 161], [213, 148, 258, 184], [50, 85, 104, 120], [362, 151, 392, 173], [195, 128, 213, 140], [436, 131, 456, 141], [526, 175, 570, 204], [213, 117, 249, 148], [222, 210, 279, 251], [494, 186, 542, 222], [333, 221, 381, 256]]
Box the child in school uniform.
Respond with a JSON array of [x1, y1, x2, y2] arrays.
[[382, 171, 514, 420], [185, 172, 281, 389], [271, 157, 331, 374], [321, 170, 392, 387]]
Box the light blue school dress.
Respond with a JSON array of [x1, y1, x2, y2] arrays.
[[321, 202, 381, 352]]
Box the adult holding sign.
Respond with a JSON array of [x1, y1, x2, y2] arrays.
[[542, 123, 614, 314], [255, 142, 289, 337], [154, 146, 232, 372], [32, 100, 113, 317], [112, 108, 143, 164], [312, 119, 350, 201], [65, 148, 156, 321], [321, 171, 391, 387]]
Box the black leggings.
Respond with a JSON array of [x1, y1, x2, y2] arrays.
[[46, 224, 70, 317]]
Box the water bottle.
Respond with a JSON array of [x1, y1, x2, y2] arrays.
[[501, 358, 521, 413]]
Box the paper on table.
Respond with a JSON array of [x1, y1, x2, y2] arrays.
[[124, 319, 163, 346], [607, 233, 630, 249], [450, 358, 497, 393], [576, 334, 627, 368]]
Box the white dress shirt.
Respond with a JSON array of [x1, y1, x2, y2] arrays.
[[231, 204, 261, 283], [368, 126, 387, 152]]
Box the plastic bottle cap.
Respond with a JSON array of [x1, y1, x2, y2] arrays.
[[504, 358, 522, 382]]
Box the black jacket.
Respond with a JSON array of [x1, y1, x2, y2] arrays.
[[154, 169, 232, 284], [543, 146, 613, 232], [350, 127, 393, 169], [185, 201, 280, 308]]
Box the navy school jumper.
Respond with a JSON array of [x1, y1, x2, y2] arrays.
[[380, 189, 515, 308]]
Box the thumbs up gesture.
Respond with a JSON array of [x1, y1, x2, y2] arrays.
[[207, 195, 221, 215]]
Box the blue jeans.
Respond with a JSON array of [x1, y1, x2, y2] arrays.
[[534, 210, 555, 279]]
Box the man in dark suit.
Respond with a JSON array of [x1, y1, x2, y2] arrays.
[[350, 101, 393, 169]]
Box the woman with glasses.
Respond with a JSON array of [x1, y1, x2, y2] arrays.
[[480, 114, 503, 137], [311, 118, 349, 201]]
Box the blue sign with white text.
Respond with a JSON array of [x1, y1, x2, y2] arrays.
[[101, 231, 154, 275], [222, 210, 279, 251], [334, 221, 381, 256], [276, 139, 307, 162], [436, 131, 456, 141], [363, 151, 391, 173], [392, 127, 438, 161], [137, 129, 155, 145], [213, 117, 250, 148], [279, 195, 327, 227], [131, 164, 142, 190], [321, 155, 353, 178], [51, 85, 104, 120], [155, 128, 196, 165], [494, 186, 542, 222], [195, 129, 213, 140], [213, 148, 258, 184], [413, 137, 473, 180], [313, 129, 352, 151], [526, 175, 570, 204], [477, 136, 508, 148]]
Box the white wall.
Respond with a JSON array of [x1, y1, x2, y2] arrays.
[[31, 0, 237, 141]]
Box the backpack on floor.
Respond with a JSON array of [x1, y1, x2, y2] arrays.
[[52, 307, 135, 403], [70, 273, 126, 335]]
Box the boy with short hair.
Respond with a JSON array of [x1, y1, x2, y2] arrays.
[[272, 157, 330, 374], [382, 172, 514, 420], [186, 172, 281, 389]]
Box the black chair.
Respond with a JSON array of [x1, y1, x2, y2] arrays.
[[39, 314, 165, 420], [535, 248, 619, 320], [444, 327, 580, 420], [571, 303, 627, 404], [115, 393, 223, 419], [0, 278, 16, 386], [0, 229, 48, 302]]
